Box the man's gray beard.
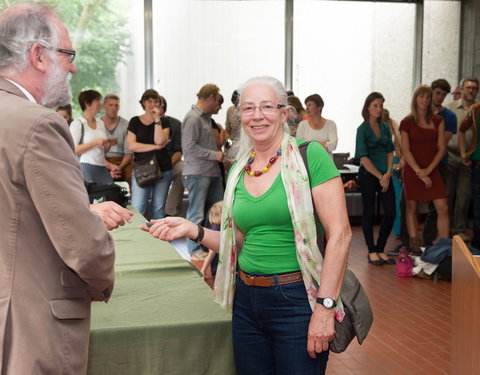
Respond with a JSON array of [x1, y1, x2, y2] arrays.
[[41, 61, 73, 108]]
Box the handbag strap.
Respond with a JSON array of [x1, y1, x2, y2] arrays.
[[298, 141, 326, 258], [78, 117, 86, 145]]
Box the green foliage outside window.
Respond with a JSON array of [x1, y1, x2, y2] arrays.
[[0, 0, 131, 116]]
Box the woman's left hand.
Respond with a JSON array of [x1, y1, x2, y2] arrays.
[[307, 306, 335, 358], [379, 174, 390, 192]]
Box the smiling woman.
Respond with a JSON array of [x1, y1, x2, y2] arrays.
[[400, 85, 449, 252], [144, 76, 351, 375], [127, 89, 173, 220]]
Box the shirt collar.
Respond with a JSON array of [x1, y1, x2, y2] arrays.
[[4, 78, 37, 103], [191, 104, 211, 118]]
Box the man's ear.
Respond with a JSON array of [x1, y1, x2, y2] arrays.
[[29, 43, 49, 73]]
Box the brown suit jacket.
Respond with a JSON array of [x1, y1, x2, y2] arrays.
[[0, 78, 115, 374]]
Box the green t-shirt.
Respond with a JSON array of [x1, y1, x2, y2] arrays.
[[233, 140, 339, 274], [354, 121, 394, 174]]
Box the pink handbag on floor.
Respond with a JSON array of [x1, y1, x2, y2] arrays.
[[396, 247, 414, 277]]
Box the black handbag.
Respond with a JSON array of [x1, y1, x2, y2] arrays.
[[133, 154, 163, 187], [84, 182, 128, 207], [299, 142, 373, 353]]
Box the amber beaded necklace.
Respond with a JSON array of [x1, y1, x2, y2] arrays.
[[245, 148, 282, 177]]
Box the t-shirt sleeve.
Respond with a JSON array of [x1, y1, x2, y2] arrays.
[[70, 119, 82, 146], [127, 117, 138, 134], [326, 120, 338, 152], [354, 125, 368, 160], [399, 118, 410, 133], [161, 117, 171, 131], [306, 141, 340, 188], [445, 111, 457, 134]]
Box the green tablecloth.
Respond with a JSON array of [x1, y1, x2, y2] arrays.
[[87, 212, 235, 374]]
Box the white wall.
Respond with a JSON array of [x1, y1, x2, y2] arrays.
[[293, 1, 415, 155]]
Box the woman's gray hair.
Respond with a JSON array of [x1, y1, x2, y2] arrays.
[[0, 2, 59, 75], [236, 76, 292, 157]]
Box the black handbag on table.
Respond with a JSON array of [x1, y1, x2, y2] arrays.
[[84, 182, 128, 207], [133, 154, 163, 187], [299, 142, 374, 353]]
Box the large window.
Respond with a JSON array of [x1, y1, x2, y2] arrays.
[[422, 0, 461, 90], [151, 0, 285, 124], [293, 0, 416, 154]]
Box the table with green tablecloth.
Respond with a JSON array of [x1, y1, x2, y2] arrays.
[[87, 211, 235, 374]]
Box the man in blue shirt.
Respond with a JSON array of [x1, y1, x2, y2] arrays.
[[423, 79, 457, 245]]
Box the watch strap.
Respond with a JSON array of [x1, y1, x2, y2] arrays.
[[316, 297, 336, 308]]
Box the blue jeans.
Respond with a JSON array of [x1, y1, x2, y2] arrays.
[[131, 169, 173, 220], [471, 161, 480, 248], [233, 274, 329, 375], [182, 174, 223, 254]]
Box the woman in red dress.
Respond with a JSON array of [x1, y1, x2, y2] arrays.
[[400, 85, 449, 251]]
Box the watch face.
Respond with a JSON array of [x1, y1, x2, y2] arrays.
[[323, 298, 334, 308]]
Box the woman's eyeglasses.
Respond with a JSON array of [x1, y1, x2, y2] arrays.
[[238, 102, 286, 117]]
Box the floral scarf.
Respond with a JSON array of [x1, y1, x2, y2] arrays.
[[213, 133, 344, 320]]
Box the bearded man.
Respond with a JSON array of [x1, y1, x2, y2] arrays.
[[0, 3, 130, 373]]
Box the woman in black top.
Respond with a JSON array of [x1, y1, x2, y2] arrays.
[[127, 89, 173, 219]]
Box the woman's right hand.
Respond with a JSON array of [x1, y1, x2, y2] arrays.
[[379, 174, 390, 192], [95, 138, 109, 147], [141, 217, 198, 242], [151, 107, 161, 122]]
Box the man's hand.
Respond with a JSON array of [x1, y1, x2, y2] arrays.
[[216, 151, 224, 162], [90, 201, 133, 230]]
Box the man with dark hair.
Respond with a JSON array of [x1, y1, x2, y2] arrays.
[[102, 93, 133, 189], [423, 79, 457, 245], [446, 77, 479, 241], [0, 3, 131, 373], [181, 83, 223, 258]]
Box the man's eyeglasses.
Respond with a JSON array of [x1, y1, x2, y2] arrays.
[[238, 102, 286, 117], [41, 45, 76, 63]]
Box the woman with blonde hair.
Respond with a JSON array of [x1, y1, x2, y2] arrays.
[[400, 85, 448, 251]]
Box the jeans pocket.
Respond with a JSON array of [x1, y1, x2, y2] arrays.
[[276, 281, 309, 302]]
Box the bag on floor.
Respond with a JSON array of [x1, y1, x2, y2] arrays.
[[299, 141, 374, 353], [396, 247, 414, 277], [84, 182, 128, 207]]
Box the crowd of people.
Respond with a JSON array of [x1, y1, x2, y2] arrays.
[[60, 74, 479, 268], [353, 77, 480, 267]]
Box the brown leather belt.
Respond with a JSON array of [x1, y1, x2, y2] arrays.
[[239, 270, 302, 287]]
